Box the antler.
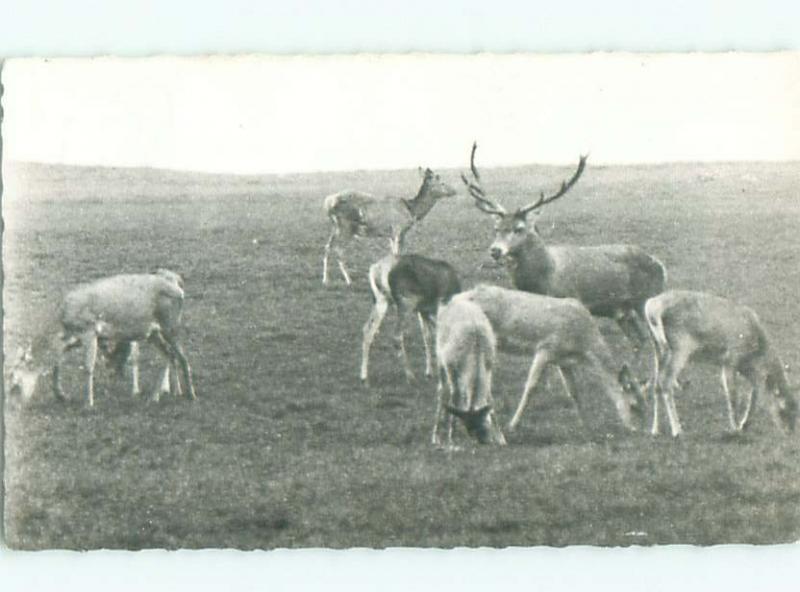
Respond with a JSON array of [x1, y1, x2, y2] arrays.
[[460, 141, 507, 216], [517, 154, 588, 216]]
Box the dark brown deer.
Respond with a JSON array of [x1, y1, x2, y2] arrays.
[[462, 142, 667, 370], [360, 254, 461, 384]]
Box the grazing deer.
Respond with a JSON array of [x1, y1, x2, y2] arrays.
[[462, 143, 666, 370], [360, 253, 461, 383], [461, 285, 644, 433], [322, 168, 457, 285], [98, 268, 186, 398], [644, 290, 797, 437], [6, 270, 195, 407], [433, 294, 506, 446]]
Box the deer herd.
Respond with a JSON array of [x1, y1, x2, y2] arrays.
[[324, 142, 797, 447], [6, 143, 798, 450]]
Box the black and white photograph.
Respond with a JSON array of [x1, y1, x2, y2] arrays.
[[2, 50, 800, 555]]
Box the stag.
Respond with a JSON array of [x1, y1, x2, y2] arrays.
[[322, 168, 457, 285], [644, 290, 797, 436], [462, 143, 667, 371]]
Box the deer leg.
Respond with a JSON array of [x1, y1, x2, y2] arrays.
[[156, 365, 171, 401], [52, 362, 64, 401], [360, 296, 389, 383], [649, 339, 666, 435], [658, 342, 692, 438], [322, 225, 337, 285], [166, 337, 196, 401], [444, 366, 458, 447], [334, 244, 352, 285], [418, 312, 435, 379], [170, 359, 183, 397], [557, 365, 587, 430], [51, 335, 82, 401], [554, 367, 572, 402], [128, 342, 141, 397], [737, 367, 761, 432], [509, 350, 551, 432], [720, 365, 740, 432], [394, 302, 415, 383], [151, 330, 196, 401], [82, 330, 99, 407], [615, 311, 650, 376], [52, 358, 65, 402], [148, 332, 172, 401], [432, 366, 447, 446]]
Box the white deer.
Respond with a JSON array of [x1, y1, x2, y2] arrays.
[[6, 270, 195, 407], [433, 293, 506, 447], [461, 284, 644, 433], [322, 168, 456, 286], [462, 143, 666, 373], [644, 289, 797, 436]]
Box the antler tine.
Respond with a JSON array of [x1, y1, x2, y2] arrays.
[[460, 172, 485, 196], [472, 197, 507, 216], [462, 141, 507, 216], [518, 154, 588, 216], [469, 141, 481, 181]]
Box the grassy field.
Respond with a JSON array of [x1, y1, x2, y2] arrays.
[[3, 160, 800, 549]]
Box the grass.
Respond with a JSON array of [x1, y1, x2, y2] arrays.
[[3, 160, 800, 549]]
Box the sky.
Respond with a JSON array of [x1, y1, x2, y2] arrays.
[[3, 53, 799, 174]]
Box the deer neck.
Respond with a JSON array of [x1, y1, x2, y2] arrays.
[[507, 233, 555, 294], [402, 183, 439, 221]]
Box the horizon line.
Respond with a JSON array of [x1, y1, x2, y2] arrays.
[[6, 157, 800, 179]]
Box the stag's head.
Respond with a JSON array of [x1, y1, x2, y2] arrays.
[[446, 405, 507, 445], [6, 345, 42, 401], [461, 142, 587, 262]]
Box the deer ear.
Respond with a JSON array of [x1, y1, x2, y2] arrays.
[[418, 166, 426, 178]]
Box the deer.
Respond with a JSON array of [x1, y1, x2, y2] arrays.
[[6, 270, 195, 407], [360, 253, 461, 384], [460, 284, 645, 433], [644, 289, 798, 437], [97, 268, 186, 398], [433, 293, 506, 447], [322, 167, 457, 286], [461, 142, 667, 382]]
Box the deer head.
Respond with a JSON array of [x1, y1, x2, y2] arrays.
[[403, 168, 458, 220], [6, 345, 42, 401], [461, 142, 587, 262], [775, 392, 798, 434], [618, 364, 646, 427], [445, 404, 507, 445], [767, 362, 798, 433]]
